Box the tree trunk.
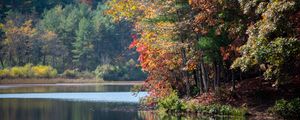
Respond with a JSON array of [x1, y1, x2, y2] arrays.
[[200, 58, 208, 92], [197, 65, 203, 94], [193, 69, 198, 87], [213, 62, 217, 90], [231, 70, 235, 91], [216, 64, 220, 88], [181, 47, 190, 97]]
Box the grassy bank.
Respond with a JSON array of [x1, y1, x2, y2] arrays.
[[0, 78, 104, 84]]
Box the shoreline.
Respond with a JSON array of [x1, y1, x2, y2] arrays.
[[0, 78, 144, 85]]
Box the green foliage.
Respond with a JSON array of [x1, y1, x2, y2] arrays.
[[62, 69, 78, 78], [197, 30, 230, 64], [79, 70, 95, 79], [232, 0, 300, 83], [232, 37, 300, 82], [38, 3, 134, 71], [72, 14, 95, 70], [0, 64, 57, 79], [62, 69, 95, 79], [94, 59, 146, 80], [157, 90, 247, 116], [94, 64, 118, 79], [1, 2, 141, 80], [271, 98, 300, 119], [158, 90, 187, 112], [187, 103, 247, 116]]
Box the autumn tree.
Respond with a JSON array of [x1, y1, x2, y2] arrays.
[[2, 11, 37, 66], [232, 0, 300, 85]]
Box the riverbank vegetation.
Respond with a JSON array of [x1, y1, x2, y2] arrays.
[[156, 90, 247, 116]]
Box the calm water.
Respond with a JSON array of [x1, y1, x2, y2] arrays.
[[0, 83, 246, 120]]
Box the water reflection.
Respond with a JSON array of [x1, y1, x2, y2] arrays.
[[0, 98, 247, 120], [0, 92, 147, 103], [0, 99, 143, 120], [0, 84, 132, 93], [0, 84, 248, 120]]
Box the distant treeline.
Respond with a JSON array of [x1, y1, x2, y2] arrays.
[[0, 0, 147, 80]]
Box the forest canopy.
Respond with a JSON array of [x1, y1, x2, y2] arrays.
[[106, 0, 300, 101], [0, 0, 146, 80]]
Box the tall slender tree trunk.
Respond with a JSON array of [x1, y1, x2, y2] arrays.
[[213, 62, 217, 90], [213, 62, 221, 90], [197, 65, 203, 94], [200, 57, 208, 92], [231, 70, 235, 91], [216, 64, 220, 88], [181, 47, 190, 97], [193, 69, 198, 87]]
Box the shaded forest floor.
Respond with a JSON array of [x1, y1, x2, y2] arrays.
[[191, 75, 300, 119]]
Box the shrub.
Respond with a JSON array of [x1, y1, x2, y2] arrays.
[[0, 69, 9, 78], [192, 103, 246, 116], [94, 64, 119, 80], [94, 60, 147, 80], [0, 64, 58, 79], [271, 98, 300, 119], [31, 65, 57, 78], [10, 66, 26, 78], [62, 69, 78, 78], [23, 64, 34, 77], [151, 89, 247, 116], [158, 90, 186, 112], [62, 69, 95, 79], [78, 71, 95, 79]]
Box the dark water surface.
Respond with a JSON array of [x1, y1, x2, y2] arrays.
[[0, 84, 147, 120], [0, 83, 246, 120]]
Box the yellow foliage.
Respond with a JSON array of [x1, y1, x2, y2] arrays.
[[32, 65, 57, 78], [0, 69, 10, 78], [0, 64, 57, 79]]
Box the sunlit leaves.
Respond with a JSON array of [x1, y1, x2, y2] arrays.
[[232, 0, 300, 83]]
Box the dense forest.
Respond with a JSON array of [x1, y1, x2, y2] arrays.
[[0, 0, 146, 80], [107, 0, 300, 118], [1, 0, 300, 119]]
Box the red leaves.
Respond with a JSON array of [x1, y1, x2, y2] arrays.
[[129, 39, 138, 49], [129, 34, 139, 49], [131, 34, 138, 39], [136, 45, 146, 52]]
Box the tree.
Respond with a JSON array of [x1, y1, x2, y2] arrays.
[[2, 11, 37, 66], [72, 17, 95, 70], [232, 0, 300, 85]]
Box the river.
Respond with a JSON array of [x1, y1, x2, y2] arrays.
[[0, 83, 245, 120]]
